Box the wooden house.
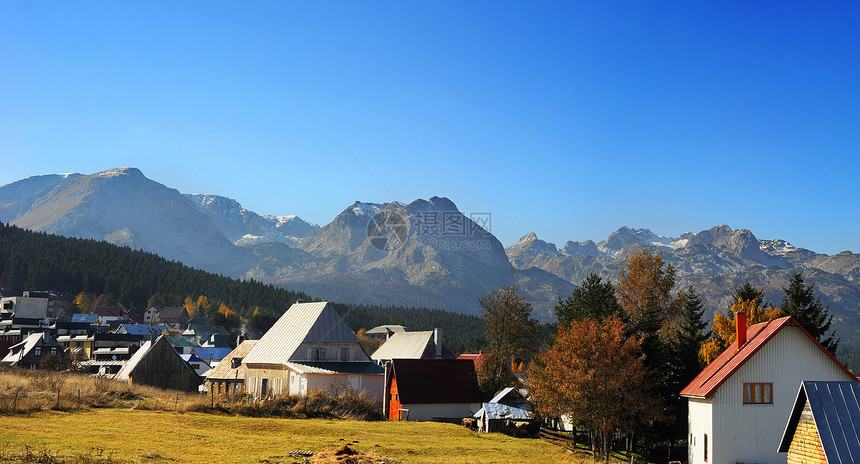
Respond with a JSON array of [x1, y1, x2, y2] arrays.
[[681, 314, 857, 464], [114, 335, 202, 391], [143, 306, 189, 327], [0, 332, 60, 369], [778, 381, 860, 464], [371, 328, 456, 365], [205, 340, 257, 397], [384, 358, 482, 421], [241, 302, 384, 400]]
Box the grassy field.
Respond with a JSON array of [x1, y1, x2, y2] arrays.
[[0, 408, 587, 464]]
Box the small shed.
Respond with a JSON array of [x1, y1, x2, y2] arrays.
[[778, 381, 860, 464], [473, 387, 534, 434]]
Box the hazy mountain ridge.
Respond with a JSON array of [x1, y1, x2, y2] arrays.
[[2, 167, 859, 326], [505, 226, 860, 325]]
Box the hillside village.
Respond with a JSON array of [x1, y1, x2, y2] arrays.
[[2, 248, 858, 464]]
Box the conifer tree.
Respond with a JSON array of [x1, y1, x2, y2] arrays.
[[730, 281, 766, 311], [780, 272, 838, 354], [554, 273, 623, 326]]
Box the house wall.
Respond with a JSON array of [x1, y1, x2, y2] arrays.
[[787, 400, 827, 464], [398, 402, 482, 422], [305, 373, 383, 402], [687, 397, 712, 464], [245, 365, 290, 397], [705, 326, 852, 464], [292, 342, 368, 362]]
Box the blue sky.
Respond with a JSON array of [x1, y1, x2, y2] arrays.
[[2, 2, 859, 254]]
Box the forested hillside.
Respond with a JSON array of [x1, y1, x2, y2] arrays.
[[0, 223, 484, 352]]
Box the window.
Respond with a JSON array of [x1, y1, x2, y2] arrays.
[[341, 348, 350, 361], [704, 434, 708, 462], [313, 348, 325, 361], [34, 347, 41, 357], [743, 383, 773, 404]]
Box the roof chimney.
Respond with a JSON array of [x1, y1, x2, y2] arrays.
[[434, 328, 442, 358], [736, 311, 747, 347]]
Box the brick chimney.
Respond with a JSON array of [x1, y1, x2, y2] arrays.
[[736, 311, 747, 347]]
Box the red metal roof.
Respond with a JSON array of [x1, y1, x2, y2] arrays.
[[681, 316, 857, 399]]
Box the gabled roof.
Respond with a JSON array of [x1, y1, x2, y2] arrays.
[[778, 381, 860, 462], [206, 340, 257, 381], [115, 339, 153, 381], [149, 306, 188, 320], [116, 324, 169, 337], [371, 331, 455, 362], [681, 316, 857, 399], [366, 324, 409, 335], [192, 347, 232, 362], [1, 332, 58, 364], [474, 402, 533, 420], [390, 359, 482, 405], [164, 334, 198, 348], [457, 353, 485, 371], [243, 302, 366, 365], [489, 386, 528, 405]]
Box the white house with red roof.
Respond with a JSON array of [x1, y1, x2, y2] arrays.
[[681, 313, 857, 464]]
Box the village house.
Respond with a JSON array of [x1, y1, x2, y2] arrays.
[[384, 358, 483, 421], [205, 340, 257, 397], [115, 335, 202, 391], [778, 381, 860, 464], [681, 314, 857, 464], [241, 302, 384, 400], [143, 306, 189, 327], [370, 328, 456, 365], [0, 332, 61, 369]]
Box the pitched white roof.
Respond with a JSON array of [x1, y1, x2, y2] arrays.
[[114, 339, 152, 381], [242, 302, 365, 365], [371, 331, 436, 361], [1, 332, 56, 364]]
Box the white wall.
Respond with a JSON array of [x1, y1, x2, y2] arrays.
[[703, 326, 853, 464], [398, 402, 482, 422], [688, 398, 712, 464]]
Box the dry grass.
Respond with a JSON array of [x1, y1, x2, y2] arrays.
[[0, 409, 592, 464], [0, 366, 210, 413], [0, 368, 602, 463]]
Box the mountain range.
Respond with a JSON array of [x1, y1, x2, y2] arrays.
[[2, 167, 860, 330]]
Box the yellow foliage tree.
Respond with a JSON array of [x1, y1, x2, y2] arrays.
[[616, 250, 682, 339], [197, 295, 210, 316], [218, 303, 234, 317], [699, 299, 782, 365], [74, 292, 94, 312], [184, 297, 196, 318]]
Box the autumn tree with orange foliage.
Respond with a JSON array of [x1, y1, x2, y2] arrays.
[[698, 298, 781, 365], [529, 316, 661, 461], [616, 250, 681, 337]]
